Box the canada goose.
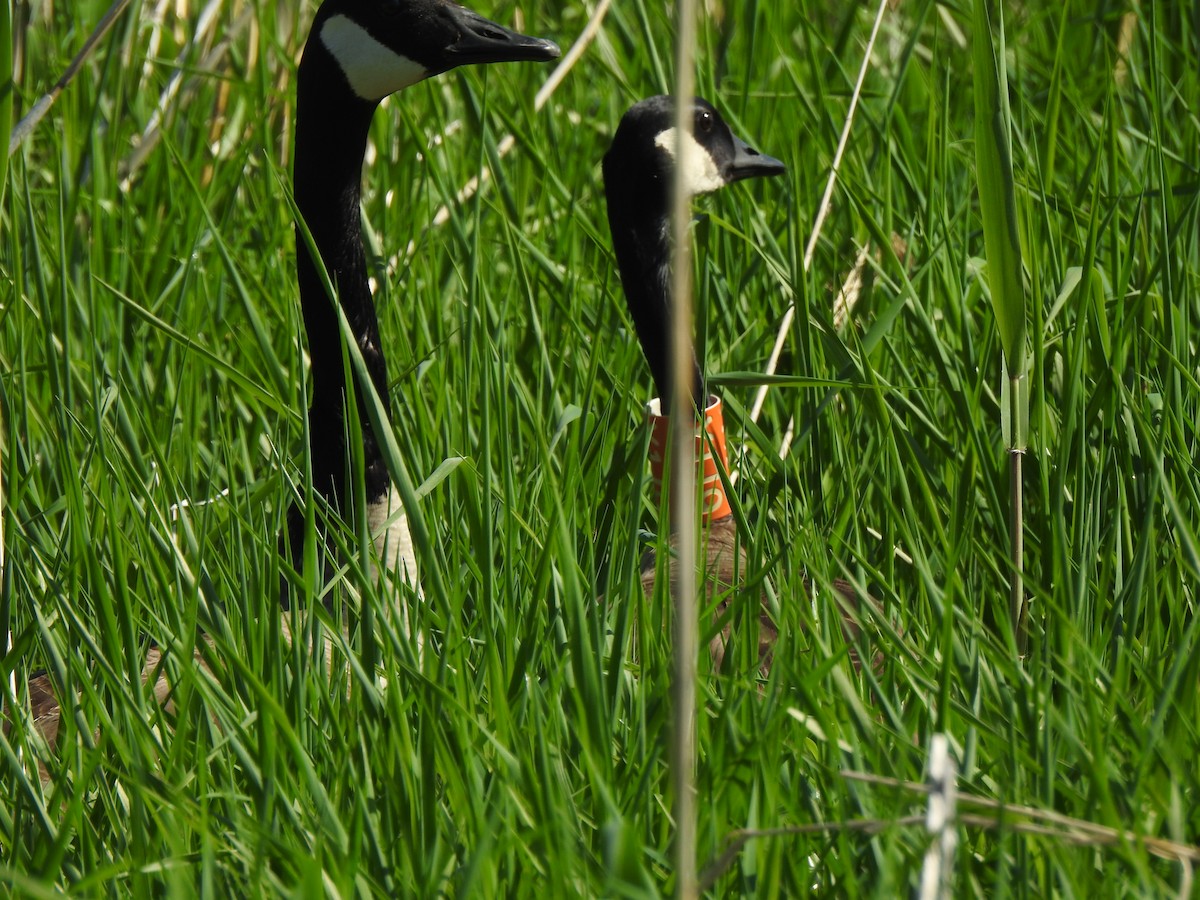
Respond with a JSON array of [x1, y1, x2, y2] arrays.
[[5, 0, 559, 780], [603, 97, 873, 672], [285, 0, 560, 594]]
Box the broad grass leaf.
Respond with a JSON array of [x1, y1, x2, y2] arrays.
[[0, 0, 11, 210], [973, 0, 1026, 375]]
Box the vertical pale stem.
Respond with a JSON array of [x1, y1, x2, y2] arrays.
[[1009, 376, 1026, 656], [0, 392, 5, 586], [669, 1, 698, 897], [1, 393, 11, 766]]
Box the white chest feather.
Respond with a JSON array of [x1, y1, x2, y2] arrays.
[[367, 487, 420, 586], [654, 127, 727, 196], [321, 15, 428, 101]]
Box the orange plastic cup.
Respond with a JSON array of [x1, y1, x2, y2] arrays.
[[646, 395, 733, 523]]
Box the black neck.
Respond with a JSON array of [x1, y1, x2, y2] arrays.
[[293, 45, 391, 513], [604, 179, 705, 415]]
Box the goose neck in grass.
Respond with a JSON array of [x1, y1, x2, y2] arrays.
[[646, 394, 733, 524]]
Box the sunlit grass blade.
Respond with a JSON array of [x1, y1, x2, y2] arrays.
[[973, 0, 1029, 654], [972, 0, 1026, 379], [0, 0, 11, 210]]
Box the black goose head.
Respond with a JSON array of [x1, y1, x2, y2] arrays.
[[602, 96, 785, 410], [304, 0, 561, 103], [293, 0, 560, 212]]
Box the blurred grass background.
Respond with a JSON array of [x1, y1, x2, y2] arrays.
[[2, 0, 1198, 894]]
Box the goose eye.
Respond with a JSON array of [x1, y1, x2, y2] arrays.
[[695, 110, 714, 134]]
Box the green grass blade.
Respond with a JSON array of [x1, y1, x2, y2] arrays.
[[0, 0, 10, 210], [972, 0, 1026, 377]]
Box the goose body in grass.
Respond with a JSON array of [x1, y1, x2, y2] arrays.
[[603, 96, 873, 672], [5, 0, 559, 779]]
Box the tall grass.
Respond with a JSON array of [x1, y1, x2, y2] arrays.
[[2, 0, 1199, 895], [972, 0, 1029, 656], [0, 0, 10, 207]]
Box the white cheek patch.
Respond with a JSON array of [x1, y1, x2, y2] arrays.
[[321, 15, 428, 101], [654, 127, 727, 195]]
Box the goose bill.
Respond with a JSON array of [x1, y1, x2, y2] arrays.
[[442, 5, 561, 65], [724, 136, 786, 183]]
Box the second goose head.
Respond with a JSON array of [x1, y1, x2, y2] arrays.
[[603, 96, 785, 412]]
